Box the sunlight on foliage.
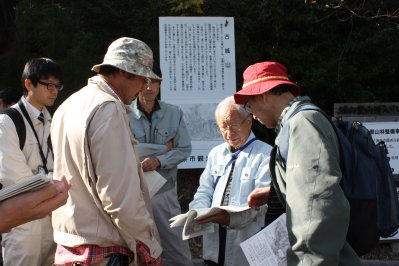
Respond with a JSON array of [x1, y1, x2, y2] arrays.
[[168, 0, 205, 15]]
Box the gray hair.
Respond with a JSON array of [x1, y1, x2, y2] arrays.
[[215, 96, 250, 125]]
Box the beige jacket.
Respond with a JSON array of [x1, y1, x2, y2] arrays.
[[51, 76, 162, 261]]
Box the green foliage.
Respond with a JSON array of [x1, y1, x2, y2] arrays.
[[168, 0, 205, 15], [0, 0, 397, 117]]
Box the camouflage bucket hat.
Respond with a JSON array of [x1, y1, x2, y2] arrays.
[[91, 37, 162, 81]]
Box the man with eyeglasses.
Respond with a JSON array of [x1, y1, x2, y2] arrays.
[[128, 64, 193, 266], [50, 37, 163, 266], [0, 57, 64, 266], [189, 96, 272, 266], [235, 61, 361, 265]]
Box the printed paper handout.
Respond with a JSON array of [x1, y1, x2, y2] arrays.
[[240, 214, 289, 266], [170, 206, 250, 240], [143, 170, 167, 198], [0, 174, 51, 202]]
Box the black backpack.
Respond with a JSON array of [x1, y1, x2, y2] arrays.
[[270, 103, 399, 256], [0, 107, 26, 149]]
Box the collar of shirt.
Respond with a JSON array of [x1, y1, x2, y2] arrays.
[[223, 132, 256, 158], [275, 96, 311, 134], [94, 75, 132, 113], [137, 98, 161, 121], [137, 98, 161, 114], [22, 96, 42, 119], [98, 76, 121, 100]]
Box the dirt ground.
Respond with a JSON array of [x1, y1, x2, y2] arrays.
[[361, 242, 399, 261]]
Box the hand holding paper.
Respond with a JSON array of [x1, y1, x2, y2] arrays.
[[0, 175, 70, 232], [195, 209, 230, 226], [170, 206, 250, 240], [0, 174, 51, 202]]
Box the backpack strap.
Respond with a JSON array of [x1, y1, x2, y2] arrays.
[[270, 103, 336, 209], [264, 180, 286, 227], [0, 108, 26, 150], [269, 145, 287, 209], [292, 105, 350, 190]]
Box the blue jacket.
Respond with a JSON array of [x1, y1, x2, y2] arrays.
[[129, 99, 192, 194], [189, 133, 271, 266]]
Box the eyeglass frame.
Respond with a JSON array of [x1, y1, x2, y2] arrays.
[[37, 80, 64, 92], [243, 97, 253, 113], [219, 115, 250, 133]]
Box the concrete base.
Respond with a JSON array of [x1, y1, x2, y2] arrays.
[[193, 257, 399, 265], [193, 258, 399, 266], [361, 259, 399, 266]]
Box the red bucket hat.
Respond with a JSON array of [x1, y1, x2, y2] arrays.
[[234, 61, 300, 104]]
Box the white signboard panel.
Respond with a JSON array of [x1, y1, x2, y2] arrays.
[[159, 17, 236, 168], [159, 17, 236, 102], [366, 122, 399, 241], [363, 122, 399, 174]]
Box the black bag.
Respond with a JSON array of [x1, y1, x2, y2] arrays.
[[270, 104, 399, 256], [0, 107, 26, 149]]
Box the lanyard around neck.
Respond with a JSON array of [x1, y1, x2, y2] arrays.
[[18, 100, 50, 174], [213, 137, 257, 189]]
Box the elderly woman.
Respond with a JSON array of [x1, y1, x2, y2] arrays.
[[189, 96, 272, 266]]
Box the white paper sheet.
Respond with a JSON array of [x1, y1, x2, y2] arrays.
[[0, 174, 51, 201], [240, 214, 289, 266], [143, 170, 167, 198]]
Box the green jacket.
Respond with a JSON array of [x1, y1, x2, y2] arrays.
[[273, 97, 361, 266]]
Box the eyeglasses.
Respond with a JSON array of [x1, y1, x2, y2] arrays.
[[220, 116, 249, 132], [243, 101, 251, 113], [37, 80, 64, 92]]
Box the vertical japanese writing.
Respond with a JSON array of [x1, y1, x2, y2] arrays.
[[161, 19, 234, 97], [366, 123, 399, 175], [159, 17, 236, 169]]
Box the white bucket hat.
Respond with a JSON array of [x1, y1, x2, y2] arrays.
[[91, 37, 161, 81]]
